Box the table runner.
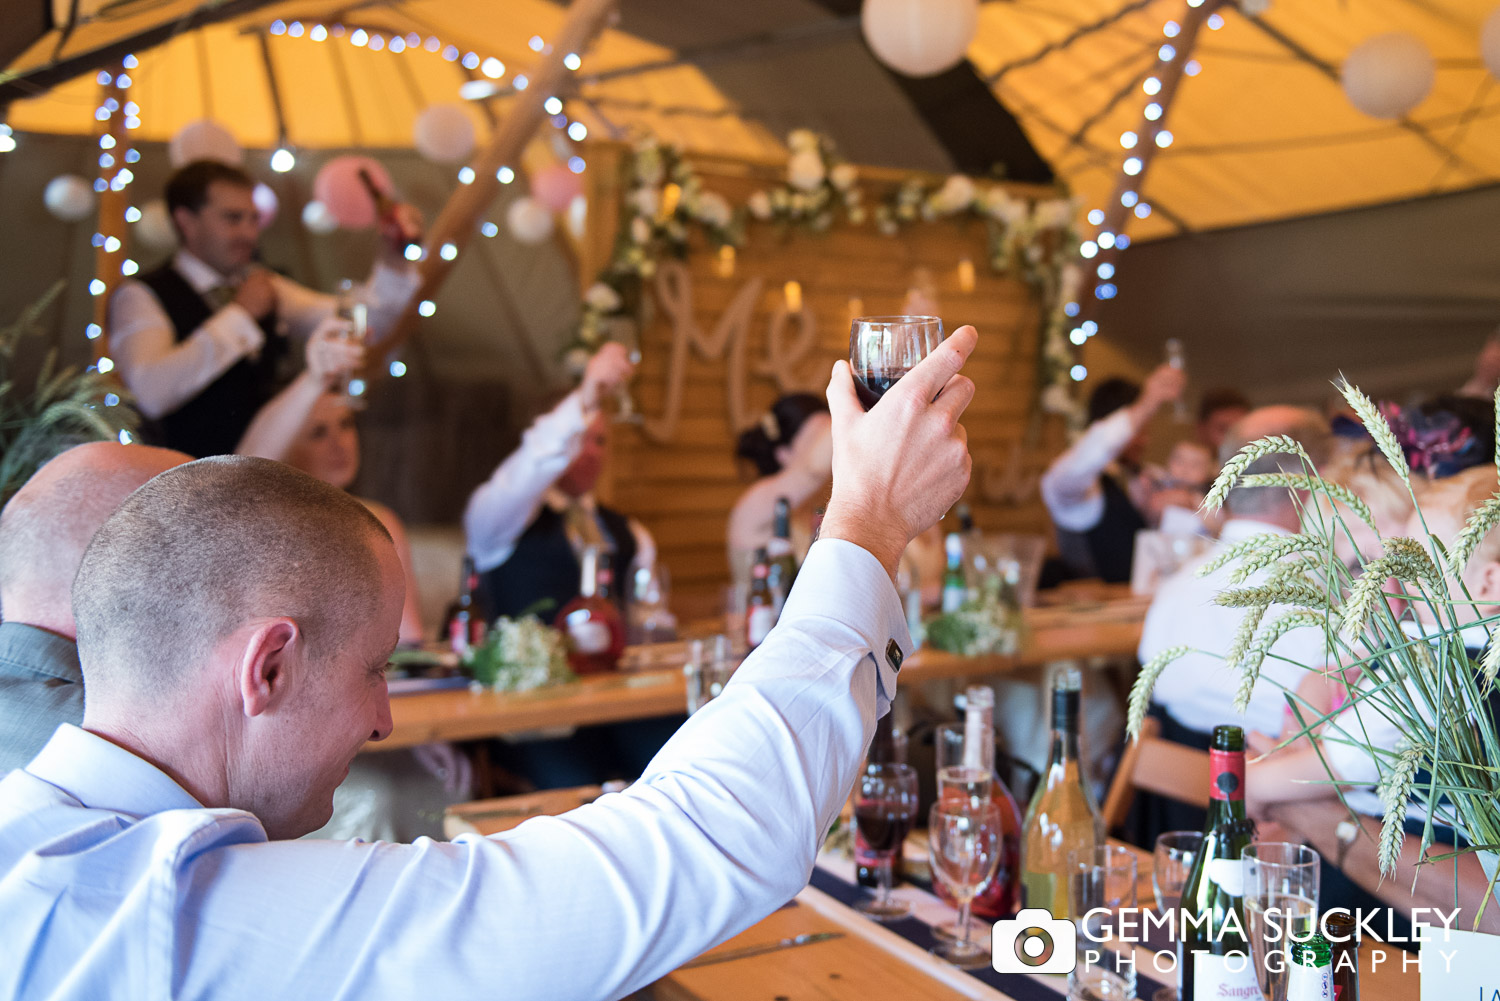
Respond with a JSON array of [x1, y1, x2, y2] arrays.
[[809, 859, 1173, 1000]]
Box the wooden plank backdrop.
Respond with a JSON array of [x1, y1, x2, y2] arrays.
[[579, 144, 1068, 620]]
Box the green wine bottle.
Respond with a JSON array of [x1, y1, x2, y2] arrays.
[[1179, 725, 1260, 1001], [1286, 933, 1333, 1001]]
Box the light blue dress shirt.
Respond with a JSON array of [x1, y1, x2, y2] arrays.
[[0, 539, 909, 1001]]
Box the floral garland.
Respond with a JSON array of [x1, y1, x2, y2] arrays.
[[571, 139, 742, 366], [571, 132, 1086, 421], [745, 129, 864, 232]]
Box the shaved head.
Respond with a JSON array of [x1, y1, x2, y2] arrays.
[[1219, 406, 1331, 518], [73, 456, 392, 701], [0, 442, 191, 638]]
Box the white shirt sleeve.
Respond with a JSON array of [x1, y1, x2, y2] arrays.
[[1040, 408, 1138, 533], [108, 280, 266, 420], [163, 539, 909, 1001], [463, 391, 592, 571], [269, 262, 419, 343]]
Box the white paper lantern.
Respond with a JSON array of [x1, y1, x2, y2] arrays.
[[43, 175, 96, 222], [1481, 8, 1500, 80], [861, 0, 979, 78], [134, 200, 177, 250], [301, 200, 339, 234], [168, 119, 244, 168], [413, 104, 477, 164], [506, 196, 554, 244], [1342, 33, 1435, 119]]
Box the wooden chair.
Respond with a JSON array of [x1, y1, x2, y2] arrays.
[[1100, 716, 1211, 832]]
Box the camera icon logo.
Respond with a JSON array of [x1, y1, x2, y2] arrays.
[[993, 908, 1077, 974]]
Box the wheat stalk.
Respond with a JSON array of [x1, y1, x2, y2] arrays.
[[1480, 637, 1500, 690], [1377, 746, 1423, 876], [1215, 581, 1329, 610], [1225, 604, 1270, 673], [1340, 538, 1442, 641], [1203, 435, 1312, 512], [1233, 610, 1328, 714], [1447, 493, 1500, 574], [1198, 532, 1297, 578], [1338, 379, 1410, 485], [1128, 645, 1189, 738]]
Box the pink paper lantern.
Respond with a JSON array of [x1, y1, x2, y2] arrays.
[[532, 164, 583, 213], [313, 155, 395, 229]]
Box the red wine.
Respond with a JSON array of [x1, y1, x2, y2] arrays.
[[854, 368, 906, 411], [854, 799, 915, 853]]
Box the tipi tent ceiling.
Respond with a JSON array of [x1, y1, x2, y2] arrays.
[[5, 0, 1500, 239]]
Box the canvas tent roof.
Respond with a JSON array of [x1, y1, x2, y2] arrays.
[[5, 0, 1500, 240]]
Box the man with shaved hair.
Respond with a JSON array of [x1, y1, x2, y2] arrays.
[[0, 441, 190, 773], [0, 327, 979, 1000]]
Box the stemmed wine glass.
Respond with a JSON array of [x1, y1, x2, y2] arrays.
[[1244, 842, 1320, 1001], [849, 316, 943, 411], [1152, 831, 1203, 1001], [928, 799, 1003, 969], [930, 721, 993, 942], [853, 762, 919, 921]]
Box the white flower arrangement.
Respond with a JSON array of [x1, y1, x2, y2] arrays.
[[745, 131, 864, 233], [465, 615, 575, 693]]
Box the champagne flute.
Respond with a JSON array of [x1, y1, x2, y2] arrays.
[[1243, 843, 1320, 1001], [1152, 831, 1203, 1001], [1164, 338, 1187, 422], [849, 315, 943, 411], [853, 762, 919, 921], [928, 800, 1003, 968], [335, 279, 369, 411]]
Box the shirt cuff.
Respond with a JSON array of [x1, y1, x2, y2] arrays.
[[368, 260, 421, 300], [779, 538, 912, 712], [207, 303, 266, 358]]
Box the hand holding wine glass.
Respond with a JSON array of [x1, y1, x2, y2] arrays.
[[820, 324, 977, 579]]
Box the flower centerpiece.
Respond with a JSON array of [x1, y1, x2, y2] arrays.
[[464, 615, 576, 693], [745, 129, 864, 232], [923, 576, 1026, 656], [1128, 380, 1500, 912]]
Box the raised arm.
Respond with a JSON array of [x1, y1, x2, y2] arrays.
[[109, 273, 274, 419], [181, 326, 979, 1001], [234, 318, 362, 460], [463, 344, 634, 571]]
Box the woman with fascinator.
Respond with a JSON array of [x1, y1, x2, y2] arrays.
[[725, 394, 832, 591]]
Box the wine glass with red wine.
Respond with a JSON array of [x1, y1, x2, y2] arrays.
[[853, 762, 919, 921], [849, 316, 944, 411]]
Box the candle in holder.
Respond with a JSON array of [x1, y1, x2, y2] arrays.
[[659, 182, 682, 219], [957, 258, 976, 293], [716, 245, 736, 278], [783, 280, 802, 313]]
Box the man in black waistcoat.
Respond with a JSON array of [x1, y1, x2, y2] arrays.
[[106, 160, 422, 457], [1039, 364, 1187, 583], [464, 343, 652, 619]]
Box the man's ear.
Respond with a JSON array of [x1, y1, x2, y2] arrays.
[[237, 618, 301, 719]]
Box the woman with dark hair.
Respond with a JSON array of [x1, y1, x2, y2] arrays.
[[726, 393, 832, 586]]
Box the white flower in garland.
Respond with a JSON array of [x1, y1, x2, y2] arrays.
[[585, 282, 622, 313], [629, 186, 660, 218], [830, 163, 859, 191], [787, 149, 826, 192], [1032, 198, 1076, 230], [747, 190, 772, 220], [630, 216, 653, 245], [787, 128, 820, 153], [933, 174, 977, 214], [983, 187, 1029, 227], [694, 191, 733, 229]]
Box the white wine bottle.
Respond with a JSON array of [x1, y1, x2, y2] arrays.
[[1019, 669, 1103, 917], [1179, 725, 1260, 1001]]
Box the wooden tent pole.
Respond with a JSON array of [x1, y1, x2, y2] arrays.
[[1074, 0, 1223, 336], [376, 0, 618, 362]]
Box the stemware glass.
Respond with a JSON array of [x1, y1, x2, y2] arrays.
[[1151, 831, 1203, 1001], [335, 278, 370, 410], [1243, 843, 1321, 1001], [928, 799, 1003, 968], [853, 762, 919, 920], [931, 721, 994, 942], [848, 315, 943, 411], [1067, 844, 1139, 1001]]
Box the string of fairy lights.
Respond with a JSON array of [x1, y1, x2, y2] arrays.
[[1061, 0, 1217, 384]]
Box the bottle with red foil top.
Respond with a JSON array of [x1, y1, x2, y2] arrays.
[[446, 556, 486, 655], [556, 547, 626, 675], [745, 549, 776, 650], [1179, 725, 1259, 1001], [935, 685, 1023, 920], [854, 714, 905, 887]]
